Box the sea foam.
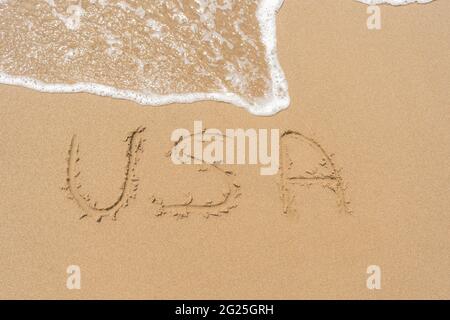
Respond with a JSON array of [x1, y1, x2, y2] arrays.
[[0, 0, 288, 115], [0, 0, 435, 115], [356, 0, 434, 5]]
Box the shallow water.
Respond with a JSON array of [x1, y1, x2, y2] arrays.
[[0, 0, 435, 114], [0, 0, 289, 115]]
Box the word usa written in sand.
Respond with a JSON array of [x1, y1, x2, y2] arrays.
[[63, 124, 350, 221]]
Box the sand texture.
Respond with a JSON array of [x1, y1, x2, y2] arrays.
[[0, 0, 449, 299]]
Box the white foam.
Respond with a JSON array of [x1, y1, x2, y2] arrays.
[[0, 71, 253, 112], [255, 0, 290, 115], [0, 0, 436, 115], [0, 0, 290, 116], [52, 4, 84, 31], [356, 0, 434, 5]]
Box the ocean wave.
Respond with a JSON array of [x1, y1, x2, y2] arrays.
[[0, 0, 435, 115], [0, 0, 288, 115]]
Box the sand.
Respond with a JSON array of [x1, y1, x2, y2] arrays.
[[0, 0, 449, 299]]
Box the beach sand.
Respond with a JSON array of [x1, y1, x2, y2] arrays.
[[0, 0, 449, 299]]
